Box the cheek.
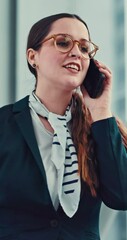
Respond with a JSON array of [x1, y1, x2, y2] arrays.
[[38, 55, 54, 73], [44, 53, 60, 69]]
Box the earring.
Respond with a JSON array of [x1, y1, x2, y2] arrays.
[[32, 63, 36, 68]]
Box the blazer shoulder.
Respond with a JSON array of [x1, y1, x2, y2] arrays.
[[0, 104, 13, 119], [13, 95, 29, 112], [0, 96, 29, 121]]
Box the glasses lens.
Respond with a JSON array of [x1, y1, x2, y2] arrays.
[[79, 40, 96, 59], [55, 35, 73, 52]]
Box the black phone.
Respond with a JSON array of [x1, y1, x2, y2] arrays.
[[83, 59, 105, 98]]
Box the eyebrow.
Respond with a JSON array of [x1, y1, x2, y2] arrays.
[[57, 33, 89, 41]]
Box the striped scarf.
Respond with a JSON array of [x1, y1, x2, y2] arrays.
[[29, 92, 81, 217]]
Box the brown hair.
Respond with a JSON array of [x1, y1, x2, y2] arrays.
[[71, 92, 127, 196]]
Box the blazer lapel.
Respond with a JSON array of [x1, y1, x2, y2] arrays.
[[13, 96, 47, 182]]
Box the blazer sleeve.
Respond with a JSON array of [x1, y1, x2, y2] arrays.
[[91, 117, 127, 210]]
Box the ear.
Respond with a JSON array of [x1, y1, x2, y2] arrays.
[[26, 48, 37, 67]]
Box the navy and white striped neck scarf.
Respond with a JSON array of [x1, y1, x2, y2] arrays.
[[29, 91, 81, 217]]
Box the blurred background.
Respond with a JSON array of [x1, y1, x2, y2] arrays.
[[0, 0, 127, 239]]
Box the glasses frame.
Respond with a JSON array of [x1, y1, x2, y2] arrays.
[[41, 33, 99, 59]]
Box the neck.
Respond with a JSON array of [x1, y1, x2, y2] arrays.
[[35, 87, 73, 116]]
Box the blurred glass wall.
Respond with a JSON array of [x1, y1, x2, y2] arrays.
[[0, 0, 127, 239]]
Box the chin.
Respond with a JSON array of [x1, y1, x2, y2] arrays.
[[67, 77, 81, 87]]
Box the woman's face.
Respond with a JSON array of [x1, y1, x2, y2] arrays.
[[34, 18, 90, 91]]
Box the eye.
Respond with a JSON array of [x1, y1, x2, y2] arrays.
[[56, 36, 71, 48], [80, 45, 89, 53], [79, 40, 91, 54]]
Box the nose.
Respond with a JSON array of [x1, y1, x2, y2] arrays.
[[68, 42, 82, 59]]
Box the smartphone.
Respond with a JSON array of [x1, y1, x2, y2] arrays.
[[83, 59, 106, 98]]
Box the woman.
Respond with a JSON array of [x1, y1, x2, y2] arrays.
[[0, 13, 127, 240]]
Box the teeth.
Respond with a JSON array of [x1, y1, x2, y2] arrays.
[[65, 64, 79, 71]]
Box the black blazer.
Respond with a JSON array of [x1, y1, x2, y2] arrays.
[[0, 96, 127, 240]]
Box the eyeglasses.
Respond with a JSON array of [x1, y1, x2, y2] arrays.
[[41, 33, 99, 59]]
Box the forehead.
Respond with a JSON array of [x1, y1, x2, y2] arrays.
[[49, 17, 89, 40]]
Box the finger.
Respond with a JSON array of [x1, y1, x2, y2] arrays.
[[98, 67, 112, 78], [94, 60, 112, 74]]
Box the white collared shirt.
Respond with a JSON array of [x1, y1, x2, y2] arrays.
[[29, 105, 59, 210]]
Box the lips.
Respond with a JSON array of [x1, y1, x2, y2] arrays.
[[63, 62, 80, 72]]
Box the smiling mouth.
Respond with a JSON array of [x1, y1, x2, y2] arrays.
[[63, 63, 80, 72]]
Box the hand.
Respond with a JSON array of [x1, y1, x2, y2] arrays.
[[81, 60, 113, 122]]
